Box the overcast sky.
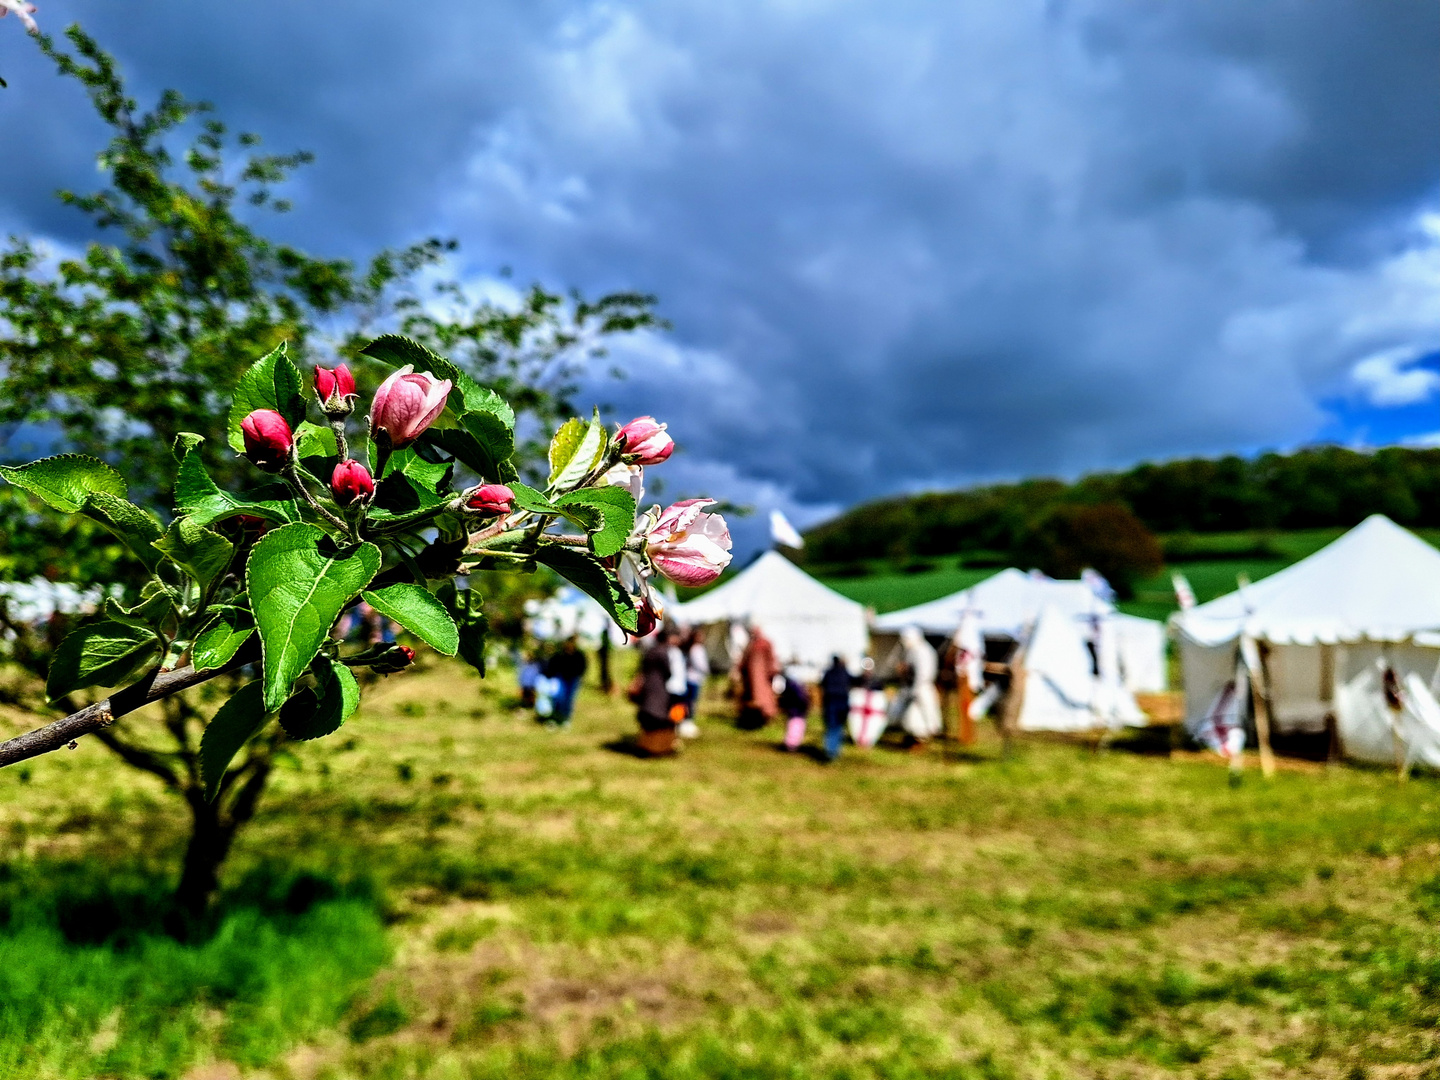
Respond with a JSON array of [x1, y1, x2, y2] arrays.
[[2, 1, 1437, 549]]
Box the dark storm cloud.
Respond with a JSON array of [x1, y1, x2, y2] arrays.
[[2, 0, 1438, 544]]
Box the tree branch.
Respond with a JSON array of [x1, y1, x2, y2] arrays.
[[0, 637, 260, 770]]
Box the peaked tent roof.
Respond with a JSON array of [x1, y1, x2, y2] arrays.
[[873, 567, 1107, 638], [1173, 515, 1440, 647], [670, 551, 869, 669], [1016, 605, 1145, 732]]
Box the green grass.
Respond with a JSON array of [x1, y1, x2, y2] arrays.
[[4, 661, 1440, 1077], [0, 862, 388, 1078]]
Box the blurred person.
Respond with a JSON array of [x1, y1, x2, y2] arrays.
[[820, 655, 853, 762], [544, 636, 588, 728], [680, 627, 710, 738], [780, 672, 811, 751], [597, 627, 613, 695], [518, 651, 541, 709], [633, 634, 680, 756], [725, 620, 750, 701], [899, 627, 943, 745], [665, 627, 689, 719], [937, 638, 961, 739], [737, 623, 780, 730]]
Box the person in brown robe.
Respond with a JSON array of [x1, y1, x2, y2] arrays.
[[737, 624, 781, 730], [635, 634, 680, 756]]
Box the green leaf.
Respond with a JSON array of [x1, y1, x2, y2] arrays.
[[191, 605, 256, 672], [369, 447, 452, 524], [422, 426, 510, 482], [81, 492, 165, 572], [0, 454, 127, 514], [509, 482, 558, 515], [555, 485, 637, 559], [103, 592, 173, 648], [247, 522, 382, 712], [153, 516, 234, 595], [438, 582, 488, 675], [533, 545, 638, 632], [293, 420, 338, 460], [171, 432, 205, 462], [547, 415, 607, 491], [199, 681, 269, 802], [46, 620, 158, 702], [175, 452, 301, 527], [458, 408, 516, 476], [362, 583, 459, 656], [227, 342, 305, 453], [278, 654, 360, 741]]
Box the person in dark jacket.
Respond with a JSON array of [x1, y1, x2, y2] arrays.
[[543, 636, 588, 727], [820, 656, 853, 762], [635, 637, 679, 755]]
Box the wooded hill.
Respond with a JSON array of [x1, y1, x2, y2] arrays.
[[803, 445, 1440, 566]]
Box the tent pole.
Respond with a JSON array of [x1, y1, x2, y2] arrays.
[[959, 679, 975, 747], [1248, 639, 1277, 779], [999, 661, 1025, 757]]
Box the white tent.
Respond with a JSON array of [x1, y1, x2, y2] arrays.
[[874, 568, 1100, 637], [670, 551, 869, 673], [1172, 515, 1440, 766], [873, 568, 1167, 693], [1015, 605, 1146, 731]]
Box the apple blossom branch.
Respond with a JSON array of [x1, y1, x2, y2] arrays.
[[0, 637, 261, 770]]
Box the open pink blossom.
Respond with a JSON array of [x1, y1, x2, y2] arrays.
[[617, 416, 673, 465], [370, 365, 452, 448], [0, 2, 39, 34], [600, 462, 644, 505], [645, 499, 732, 587]]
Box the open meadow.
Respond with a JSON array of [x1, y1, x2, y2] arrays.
[[3, 658, 1440, 1079]]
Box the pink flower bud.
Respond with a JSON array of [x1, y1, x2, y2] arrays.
[[240, 409, 294, 470], [617, 416, 674, 465], [370, 365, 452, 449], [644, 499, 733, 587], [632, 600, 659, 640], [330, 459, 375, 506], [370, 643, 416, 673], [466, 483, 515, 516], [314, 364, 356, 407]]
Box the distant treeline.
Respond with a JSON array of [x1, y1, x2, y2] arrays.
[[803, 445, 1440, 565]]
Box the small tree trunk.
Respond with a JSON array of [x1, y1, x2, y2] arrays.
[[169, 750, 274, 934], [171, 790, 232, 929]]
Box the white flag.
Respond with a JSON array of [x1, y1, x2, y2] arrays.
[[1081, 568, 1115, 603], [1172, 572, 1196, 611], [770, 509, 805, 548]]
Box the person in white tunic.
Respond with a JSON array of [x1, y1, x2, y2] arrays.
[[900, 626, 943, 740]]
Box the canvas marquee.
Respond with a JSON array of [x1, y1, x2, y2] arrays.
[[873, 567, 1168, 694], [1172, 515, 1440, 767], [670, 551, 869, 672]]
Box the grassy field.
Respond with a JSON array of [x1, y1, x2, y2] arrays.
[[815, 528, 1440, 621], [4, 660, 1440, 1078]]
